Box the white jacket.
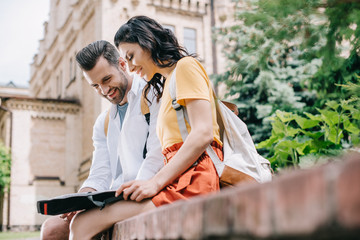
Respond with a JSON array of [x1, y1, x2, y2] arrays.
[[81, 76, 163, 191]]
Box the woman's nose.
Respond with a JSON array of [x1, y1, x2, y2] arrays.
[[127, 61, 135, 72]]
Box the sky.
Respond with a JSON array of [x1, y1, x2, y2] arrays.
[[0, 0, 50, 87]]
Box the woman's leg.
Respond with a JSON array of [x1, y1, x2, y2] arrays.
[[69, 199, 155, 240]]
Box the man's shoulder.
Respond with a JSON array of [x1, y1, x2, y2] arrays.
[[94, 106, 115, 126]]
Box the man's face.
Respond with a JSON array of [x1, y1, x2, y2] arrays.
[[83, 56, 128, 105]]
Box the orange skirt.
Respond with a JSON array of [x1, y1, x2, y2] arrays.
[[152, 141, 223, 207]]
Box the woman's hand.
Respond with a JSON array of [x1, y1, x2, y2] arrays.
[[115, 179, 161, 202]]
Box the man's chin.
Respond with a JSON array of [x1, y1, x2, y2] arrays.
[[108, 98, 121, 105]]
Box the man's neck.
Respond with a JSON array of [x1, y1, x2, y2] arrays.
[[118, 75, 133, 106]]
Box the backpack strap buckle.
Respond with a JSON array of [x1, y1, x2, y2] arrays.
[[172, 100, 182, 111]]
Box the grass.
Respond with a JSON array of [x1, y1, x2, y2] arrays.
[[0, 231, 40, 239]]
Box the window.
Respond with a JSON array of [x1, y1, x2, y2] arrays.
[[184, 27, 197, 54], [69, 58, 73, 81], [163, 24, 175, 34], [66, 54, 77, 89], [46, 88, 51, 98], [57, 71, 62, 98]]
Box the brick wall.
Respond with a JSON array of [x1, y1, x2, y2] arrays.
[[111, 152, 360, 239]]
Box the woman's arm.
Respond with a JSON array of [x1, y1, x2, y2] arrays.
[[116, 98, 214, 201]]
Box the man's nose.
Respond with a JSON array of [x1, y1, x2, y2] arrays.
[[99, 84, 109, 95]]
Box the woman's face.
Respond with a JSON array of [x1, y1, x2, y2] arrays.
[[118, 43, 157, 81]]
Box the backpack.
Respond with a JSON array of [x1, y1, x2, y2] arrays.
[[169, 68, 272, 187]]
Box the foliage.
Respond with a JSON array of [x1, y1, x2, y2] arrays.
[[0, 142, 11, 193], [214, 0, 360, 143], [309, 0, 360, 104], [257, 78, 360, 171]]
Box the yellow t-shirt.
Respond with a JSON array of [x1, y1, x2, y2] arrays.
[[157, 57, 221, 150]]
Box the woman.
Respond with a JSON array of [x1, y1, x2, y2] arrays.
[[70, 16, 223, 239]]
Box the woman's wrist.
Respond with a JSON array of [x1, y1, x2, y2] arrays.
[[152, 172, 168, 193]]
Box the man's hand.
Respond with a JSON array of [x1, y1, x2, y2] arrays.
[[60, 211, 77, 222], [78, 187, 96, 193], [59, 187, 97, 221], [115, 179, 161, 202]]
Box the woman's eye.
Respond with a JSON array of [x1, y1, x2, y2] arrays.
[[127, 55, 133, 61]]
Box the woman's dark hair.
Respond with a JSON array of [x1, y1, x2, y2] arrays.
[[114, 15, 191, 103], [76, 40, 119, 71]]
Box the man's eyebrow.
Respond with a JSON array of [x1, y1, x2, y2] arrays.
[[101, 75, 111, 82]]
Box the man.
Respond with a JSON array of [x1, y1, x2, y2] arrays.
[[40, 40, 163, 240]]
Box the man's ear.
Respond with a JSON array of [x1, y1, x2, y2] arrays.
[[118, 57, 127, 71]]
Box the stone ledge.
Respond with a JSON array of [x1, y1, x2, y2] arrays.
[[111, 152, 360, 239]]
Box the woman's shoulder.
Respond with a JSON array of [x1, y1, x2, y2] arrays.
[[177, 56, 202, 69]]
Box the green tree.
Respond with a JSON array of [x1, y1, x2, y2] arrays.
[[214, 0, 360, 143], [0, 142, 11, 193]]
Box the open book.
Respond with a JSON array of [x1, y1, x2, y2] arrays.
[[37, 190, 123, 215]]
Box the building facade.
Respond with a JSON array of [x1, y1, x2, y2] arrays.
[[1, 0, 234, 230]]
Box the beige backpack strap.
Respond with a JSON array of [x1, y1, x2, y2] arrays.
[[104, 109, 110, 137]]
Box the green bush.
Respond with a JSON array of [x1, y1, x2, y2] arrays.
[[257, 79, 360, 171], [0, 142, 11, 193]]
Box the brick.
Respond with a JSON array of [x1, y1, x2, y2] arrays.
[[230, 182, 272, 238], [143, 210, 159, 239], [112, 221, 121, 240], [202, 191, 232, 237], [155, 201, 184, 239], [336, 153, 360, 229], [272, 166, 330, 236], [122, 220, 135, 240], [181, 197, 204, 239], [134, 214, 146, 240]]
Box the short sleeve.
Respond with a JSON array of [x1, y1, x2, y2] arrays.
[[175, 57, 211, 106]]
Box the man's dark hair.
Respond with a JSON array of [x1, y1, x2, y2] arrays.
[[76, 40, 119, 71]]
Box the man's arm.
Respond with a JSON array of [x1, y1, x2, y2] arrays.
[[80, 110, 113, 191]]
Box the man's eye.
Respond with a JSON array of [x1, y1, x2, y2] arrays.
[[92, 84, 99, 89]]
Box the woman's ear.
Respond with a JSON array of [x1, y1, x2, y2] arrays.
[[118, 57, 127, 71]]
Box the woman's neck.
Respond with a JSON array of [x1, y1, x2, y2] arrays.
[[157, 64, 176, 79]]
